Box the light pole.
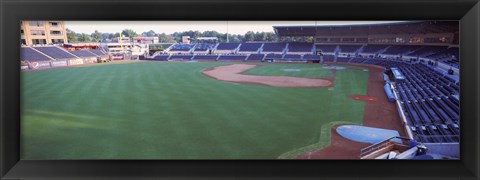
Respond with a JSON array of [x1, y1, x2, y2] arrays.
[[226, 21, 229, 43]]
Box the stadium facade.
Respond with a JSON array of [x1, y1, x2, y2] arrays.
[[21, 21, 68, 46]]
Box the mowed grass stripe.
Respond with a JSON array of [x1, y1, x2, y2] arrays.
[[22, 62, 368, 159]]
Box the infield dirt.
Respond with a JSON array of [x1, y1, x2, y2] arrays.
[[202, 64, 333, 88]]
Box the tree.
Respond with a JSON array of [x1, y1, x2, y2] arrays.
[[254, 32, 267, 41], [158, 33, 176, 43], [244, 31, 255, 42], [78, 33, 91, 42], [266, 32, 278, 42], [142, 30, 157, 37], [66, 28, 77, 43], [91, 30, 102, 42], [101, 33, 112, 42], [121, 29, 137, 38]]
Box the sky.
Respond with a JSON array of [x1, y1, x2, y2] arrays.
[[65, 21, 404, 35]]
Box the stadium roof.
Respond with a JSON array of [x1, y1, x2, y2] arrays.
[[273, 21, 459, 36]]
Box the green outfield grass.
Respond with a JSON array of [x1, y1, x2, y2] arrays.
[[21, 61, 369, 159]]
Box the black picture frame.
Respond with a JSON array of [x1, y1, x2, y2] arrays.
[[1, 0, 479, 179]]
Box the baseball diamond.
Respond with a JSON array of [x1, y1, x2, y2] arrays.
[[21, 61, 378, 159], [20, 20, 460, 159]]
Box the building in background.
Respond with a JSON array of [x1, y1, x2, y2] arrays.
[[111, 37, 131, 43], [182, 36, 191, 44], [133, 37, 159, 44], [21, 21, 68, 46]]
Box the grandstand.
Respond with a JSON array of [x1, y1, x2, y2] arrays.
[[246, 54, 265, 61], [193, 43, 215, 53], [336, 57, 351, 63], [215, 43, 240, 54], [338, 45, 362, 53], [169, 43, 194, 53], [20, 45, 109, 70], [303, 54, 321, 60], [20, 47, 53, 61], [70, 49, 97, 58], [346, 57, 460, 144], [261, 42, 287, 53], [360, 45, 389, 54], [382, 45, 423, 55], [316, 45, 337, 53], [33, 46, 77, 59], [193, 55, 219, 60], [89, 49, 107, 56], [170, 54, 193, 60], [265, 53, 283, 59], [218, 55, 247, 61], [287, 42, 314, 53], [238, 43, 262, 53]]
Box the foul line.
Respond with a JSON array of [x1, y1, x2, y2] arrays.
[[277, 121, 361, 159]]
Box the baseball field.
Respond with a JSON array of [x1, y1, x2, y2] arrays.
[[21, 61, 371, 159]]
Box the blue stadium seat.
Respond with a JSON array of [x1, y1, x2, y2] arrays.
[[34, 46, 76, 59], [20, 47, 52, 61]]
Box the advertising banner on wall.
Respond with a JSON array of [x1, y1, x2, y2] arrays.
[[51, 60, 68, 67], [111, 55, 124, 60], [69, 59, 84, 66], [84, 57, 97, 64], [21, 62, 29, 70], [30, 61, 51, 69]]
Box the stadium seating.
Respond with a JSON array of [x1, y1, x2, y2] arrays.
[[350, 57, 367, 64], [315, 45, 337, 53], [70, 50, 97, 57], [20, 47, 52, 61], [407, 46, 448, 57], [170, 55, 193, 60], [216, 43, 240, 50], [338, 45, 362, 53], [150, 55, 170, 60], [336, 57, 351, 62], [170, 44, 194, 51], [34, 46, 77, 59], [218, 55, 247, 60], [88, 49, 107, 56], [382, 45, 422, 55], [287, 42, 313, 52], [265, 54, 283, 59], [192, 55, 219, 60], [323, 55, 335, 62], [283, 54, 302, 59], [353, 58, 460, 143], [194, 43, 215, 52], [360, 45, 389, 54], [303, 54, 321, 60], [238, 43, 262, 52], [246, 54, 265, 61], [425, 47, 459, 67], [262, 43, 287, 53]]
